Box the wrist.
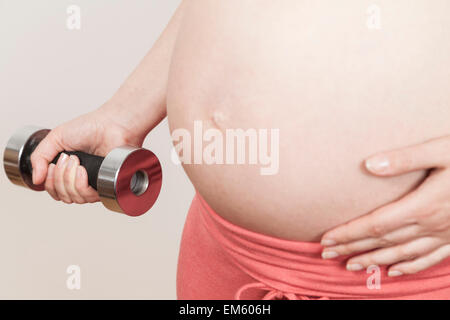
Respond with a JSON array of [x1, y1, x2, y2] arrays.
[[99, 83, 166, 137]]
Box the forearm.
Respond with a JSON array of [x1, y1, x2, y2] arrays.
[[100, 0, 187, 136]]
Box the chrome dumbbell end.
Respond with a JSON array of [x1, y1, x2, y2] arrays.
[[97, 146, 163, 216], [3, 125, 49, 191], [3, 126, 163, 216]]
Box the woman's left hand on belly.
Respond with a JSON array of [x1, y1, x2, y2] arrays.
[[320, 135, 450, 277]]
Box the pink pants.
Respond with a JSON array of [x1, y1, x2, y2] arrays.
[[177, 193, 450, 299]]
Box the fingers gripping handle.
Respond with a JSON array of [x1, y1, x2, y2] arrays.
[[50, 152, 104, 190], [25, 133, 104, 190]]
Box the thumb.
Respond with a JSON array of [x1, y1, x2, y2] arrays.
[[365, 136, 450, 176], [30, 131, 64, 185]]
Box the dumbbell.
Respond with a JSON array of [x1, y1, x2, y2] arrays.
[[3, 125, 162, 216]]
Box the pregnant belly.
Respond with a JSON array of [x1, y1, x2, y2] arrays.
[[166, 0, 450, 241]]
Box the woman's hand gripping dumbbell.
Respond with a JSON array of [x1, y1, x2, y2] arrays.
[[4, 108, 162, 216], [3, 7, 178, 216]]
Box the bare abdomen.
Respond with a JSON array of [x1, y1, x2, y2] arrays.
[[166, 0, 450, 241]]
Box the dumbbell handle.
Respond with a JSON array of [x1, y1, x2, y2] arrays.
[[23, 133, 104, 190]]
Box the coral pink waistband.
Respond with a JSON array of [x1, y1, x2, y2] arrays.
[[196, 193, 450, 299]]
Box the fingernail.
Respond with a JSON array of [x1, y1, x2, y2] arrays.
[[322, 251, 339, 259], [347, 263, 364, 271], [365, 156, 390, 173], [59, 153, 69, 164], [67, 156, 75, 168], [321, 239, 336, 246], [388, 270, 403, 277]]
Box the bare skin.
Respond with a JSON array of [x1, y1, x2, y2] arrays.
[[167, 0, 450, 241], [31, 0, 450, 276], [322, 137, 450, 276], [30, 1, 187, 200]]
